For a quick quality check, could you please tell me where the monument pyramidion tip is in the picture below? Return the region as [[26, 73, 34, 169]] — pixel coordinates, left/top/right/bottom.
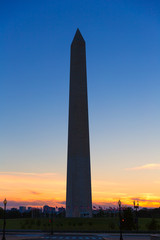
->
[[72, 28, 85, 45]]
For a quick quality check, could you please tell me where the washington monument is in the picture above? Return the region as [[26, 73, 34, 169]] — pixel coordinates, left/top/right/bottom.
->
[[66, 29, 92, 218]]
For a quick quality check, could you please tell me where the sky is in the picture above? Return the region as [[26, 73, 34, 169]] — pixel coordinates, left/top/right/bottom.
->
[[0, 0, 160, 209]]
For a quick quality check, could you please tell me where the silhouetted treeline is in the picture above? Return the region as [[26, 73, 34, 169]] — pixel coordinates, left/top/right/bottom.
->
[[0, 207, 31, 219], [138, 208, 160, 218], [93, 207, 160, 219], [0, 207, 65, 219], [1, 206, 160, 220]]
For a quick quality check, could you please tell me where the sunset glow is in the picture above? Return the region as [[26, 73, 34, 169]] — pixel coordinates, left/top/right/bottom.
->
[[1, 1, 160, 211], [1, 169, 160, 209]]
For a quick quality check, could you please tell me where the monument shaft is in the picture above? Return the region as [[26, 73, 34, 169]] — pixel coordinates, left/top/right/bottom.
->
[[66, 29, 92, 217]]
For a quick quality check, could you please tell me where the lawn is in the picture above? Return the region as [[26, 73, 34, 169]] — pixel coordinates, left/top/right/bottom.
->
[[0, 217, 160, 232], [0, 218, 119, 231]]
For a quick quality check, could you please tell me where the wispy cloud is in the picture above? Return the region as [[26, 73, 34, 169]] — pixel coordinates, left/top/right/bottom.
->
[[125, 163, 160, 171], [0, 172, 57, 177], [58, 201, 66, 205], [0, 171, 65, 202], [154, 181, 160, 184], [30, 191, 41, 195], [93, 180, 121, 186], [131, 197, 160, 204], [0, 199, 66, 208]]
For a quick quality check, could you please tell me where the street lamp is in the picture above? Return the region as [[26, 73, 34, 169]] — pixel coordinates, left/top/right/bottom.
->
[[50, 211, 54, 235], [2, 198, 7, 240], [133, 200, 139, 232], [118, 200, 123, 240]]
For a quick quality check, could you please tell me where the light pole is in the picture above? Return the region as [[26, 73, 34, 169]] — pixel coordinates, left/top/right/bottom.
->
[[118, 200, 123, 240], [50, 211, 53, 235], [2, 198, 7, 240], [133, 200, 139, 232]]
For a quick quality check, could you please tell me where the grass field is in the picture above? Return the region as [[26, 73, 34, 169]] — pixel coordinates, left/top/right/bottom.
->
[[0, 217, 160, 232], [0, 218, 119, 231]]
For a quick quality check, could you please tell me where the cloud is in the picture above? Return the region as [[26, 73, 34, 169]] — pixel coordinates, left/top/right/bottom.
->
[[1, 196, 160, 209], [0, 172, 57, 177], [92, 201, 120, 208], [30, 191, 41, 195], [131, 197, 160, 204], [154, 181, 160, 184], [93, 180, 121, 186], [58, 201, 66, 204], [0, 199, 66, 208], [0, 171, 65, 203], [125, 163, 160, 171]]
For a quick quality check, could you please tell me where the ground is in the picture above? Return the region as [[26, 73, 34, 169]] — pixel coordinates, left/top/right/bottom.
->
[[4, 233, 151, 240]]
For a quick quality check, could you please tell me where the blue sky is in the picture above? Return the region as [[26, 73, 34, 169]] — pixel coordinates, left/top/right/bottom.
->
[[0, 0, 160, 207]]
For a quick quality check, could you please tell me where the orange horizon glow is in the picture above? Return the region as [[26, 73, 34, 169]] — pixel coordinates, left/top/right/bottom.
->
[[0, 170, 160, 209]]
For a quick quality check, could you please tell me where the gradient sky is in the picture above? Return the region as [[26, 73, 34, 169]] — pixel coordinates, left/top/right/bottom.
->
[[1, 0, 160, 209]]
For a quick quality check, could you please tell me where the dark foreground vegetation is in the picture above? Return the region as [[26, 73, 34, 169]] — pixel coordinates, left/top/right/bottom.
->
[[0, 207, 160, 232]]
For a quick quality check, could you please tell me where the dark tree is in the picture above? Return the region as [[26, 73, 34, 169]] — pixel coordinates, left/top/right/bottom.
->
[[147, 218, 159, 231], [0, 207, 4, 218], [122, 207, 135, 230]]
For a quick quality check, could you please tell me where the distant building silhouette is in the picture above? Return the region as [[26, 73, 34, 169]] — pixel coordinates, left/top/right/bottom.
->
[[19, 206, 26, 213], [43, 205, 55, 215]]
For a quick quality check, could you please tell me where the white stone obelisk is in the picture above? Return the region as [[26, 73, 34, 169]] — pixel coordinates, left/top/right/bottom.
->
[[66, 29, 92, 218]]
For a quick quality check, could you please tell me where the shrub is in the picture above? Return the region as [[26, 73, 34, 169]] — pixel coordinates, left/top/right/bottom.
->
[[36, 219, 41, 226], [147, 218, 159, 230], [109, 221, 115, 230]]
